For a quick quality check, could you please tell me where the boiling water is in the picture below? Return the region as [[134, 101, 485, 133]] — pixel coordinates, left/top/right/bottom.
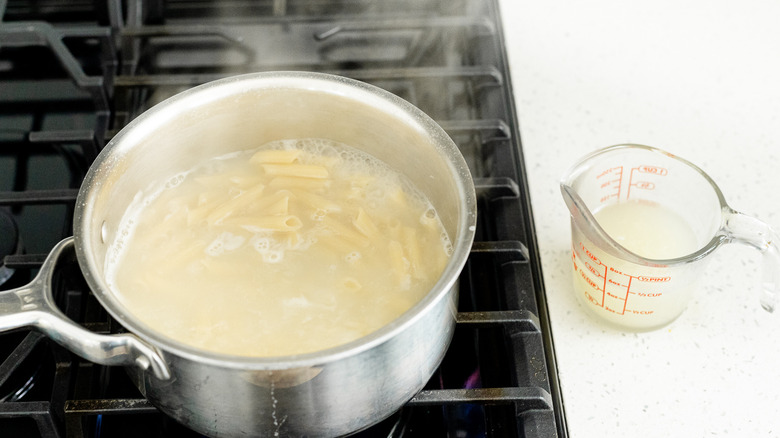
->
[[572, 200, 700, 330], [106, 139, 451, 357]]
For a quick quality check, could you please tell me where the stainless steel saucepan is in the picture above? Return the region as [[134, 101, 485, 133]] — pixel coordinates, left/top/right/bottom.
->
[[0, 72, 477, 437]]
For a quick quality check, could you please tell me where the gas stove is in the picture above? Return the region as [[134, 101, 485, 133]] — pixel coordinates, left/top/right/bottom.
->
[[0, 1, 567, 436]]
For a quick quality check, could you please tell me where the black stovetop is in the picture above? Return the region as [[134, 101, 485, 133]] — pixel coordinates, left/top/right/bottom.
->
[[0, 1, 567, 436]]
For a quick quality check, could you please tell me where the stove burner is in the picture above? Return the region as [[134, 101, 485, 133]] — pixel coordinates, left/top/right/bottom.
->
[[0, 210, 47, 424], [0, 0, 567, 436], [0, 332, 44, 403]]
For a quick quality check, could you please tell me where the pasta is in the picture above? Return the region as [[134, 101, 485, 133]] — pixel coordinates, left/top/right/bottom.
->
[[289, 188, 342, 213], [222, 215, 303, 232], [247, 190, 290, 216], [107, 138, 452, 357], [263, 195, 289, 216], [352, 208, 379, 237], [320, 215, 371, 248], [186, 189, 225, 225], [388, 240, 411, 290], [343, 277, 362, 292], [315, 234, 361, 255], [268, 176, 330, 191], [401, 226, 423, 279], [205, 184, 265, 224]]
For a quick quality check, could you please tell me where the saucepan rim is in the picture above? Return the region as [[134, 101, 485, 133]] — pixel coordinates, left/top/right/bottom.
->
[[73, 71, 478, 370]]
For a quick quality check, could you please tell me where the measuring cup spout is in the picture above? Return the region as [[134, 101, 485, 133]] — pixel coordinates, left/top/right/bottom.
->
[[560, 183, 599, 242], [721, 208, 780, 312], [560, 183, 584, 227], [560, 178, 647, 265]]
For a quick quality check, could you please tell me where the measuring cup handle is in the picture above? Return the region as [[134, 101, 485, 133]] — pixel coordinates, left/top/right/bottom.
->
[[722, 209, 780, 312], [0, 237, 171, 380]]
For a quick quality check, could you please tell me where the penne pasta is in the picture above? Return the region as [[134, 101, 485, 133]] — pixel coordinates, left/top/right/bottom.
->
[[346, 186, 365, 201], [262, 163, 329, 179], [227, 175, 265, 189], [315, 234, 360, 255], [222, 215, 303, 232], [343, 277, 362, 292], [387, 185, 407, 206], [108, 137, 452, 358], [243, 189, 292, 216], [352, 207, 378, 237], [263, 195, 289, 216], [290, 188, 342, 213], [155, 240, 208, 270], [187, 189, 227, 225], [345, 176, 375, 201], [320, 216, 370, 248], [388, 240, 411, 290], [401, 226, 424, 279], [385, 218, 402, 241], [387, 240, 405, 273], [268, 176, 331, 191], [206, 184, 266, 225]]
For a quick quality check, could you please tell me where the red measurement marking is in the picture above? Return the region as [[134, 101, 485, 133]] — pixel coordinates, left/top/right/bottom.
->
[[608, 278, 628, 287], [633, 181, 655, 190], [637, 165, 668, 176], [576, 242, 607, 307], [596, 166, 623, 204], [584, 291, 600, 305], [599, 194, 618, 204], [637, 275, 671, 282], [627, 165, 666, 200], [584, 259, 604, 278], [596, 166, 623, 179], [609, 266, 628, 276], [580, 242, 602, 265], [622, 276, 632, 314], [596, 264, 665, 316], [579, 267, 601, 292], [600, 179, 618, 189]]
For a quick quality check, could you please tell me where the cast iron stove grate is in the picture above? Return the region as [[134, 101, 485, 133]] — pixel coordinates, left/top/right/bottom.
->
[[0, 0, 567, 436]]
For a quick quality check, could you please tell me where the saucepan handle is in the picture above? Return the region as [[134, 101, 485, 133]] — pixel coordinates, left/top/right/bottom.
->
[[0, 237, 171, 380]]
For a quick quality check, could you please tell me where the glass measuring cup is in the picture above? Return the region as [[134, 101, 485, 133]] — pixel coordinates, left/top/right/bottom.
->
[[561, 144, 780, 331]]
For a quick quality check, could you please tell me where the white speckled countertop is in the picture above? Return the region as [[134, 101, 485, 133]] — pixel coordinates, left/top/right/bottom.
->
[[496, 0, 780, 436]]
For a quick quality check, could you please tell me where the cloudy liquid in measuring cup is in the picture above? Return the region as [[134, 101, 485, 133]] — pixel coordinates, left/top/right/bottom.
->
[[595, 200, 699, 260], [572, 199, 700, 330]]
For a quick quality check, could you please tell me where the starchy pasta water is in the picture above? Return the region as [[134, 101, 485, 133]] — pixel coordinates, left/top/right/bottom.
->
[[106, 138, 452, 357]]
